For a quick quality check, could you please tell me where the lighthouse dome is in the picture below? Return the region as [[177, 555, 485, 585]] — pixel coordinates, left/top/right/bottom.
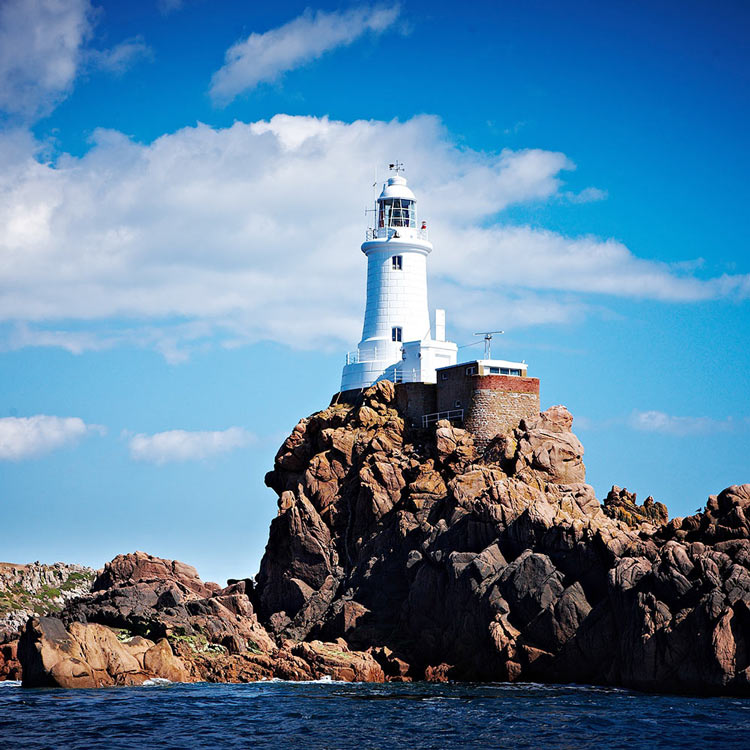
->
[[378, 175, 416, 202]]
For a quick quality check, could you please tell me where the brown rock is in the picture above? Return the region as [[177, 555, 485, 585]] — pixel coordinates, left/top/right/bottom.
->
[[0, 640, 21, 681], [603, 486, 669, 527], [18, 617, 189, 688], [290, 640, 384, 682]]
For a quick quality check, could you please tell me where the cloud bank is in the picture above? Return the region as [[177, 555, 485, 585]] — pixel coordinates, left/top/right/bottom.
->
[[0, 415, 104, 460], [210, 5, 400, 103], [128, 427, 254, 465], [1, 113, 747, 360]]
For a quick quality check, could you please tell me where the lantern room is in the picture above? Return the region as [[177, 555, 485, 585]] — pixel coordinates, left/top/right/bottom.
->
[[377, 175, 417, 228]]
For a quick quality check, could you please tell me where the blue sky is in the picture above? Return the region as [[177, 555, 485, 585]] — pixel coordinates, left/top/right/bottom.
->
[[1, 0, 748, 583]]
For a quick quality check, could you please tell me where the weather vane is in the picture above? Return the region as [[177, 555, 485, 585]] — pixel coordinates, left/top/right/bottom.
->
[[388, 161, 404, 173]]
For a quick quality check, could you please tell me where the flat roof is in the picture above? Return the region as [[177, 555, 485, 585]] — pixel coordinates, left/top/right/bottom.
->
[[437, 358, 527, 371]]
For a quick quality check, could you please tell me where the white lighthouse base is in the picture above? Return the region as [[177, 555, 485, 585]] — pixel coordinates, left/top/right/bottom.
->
[[340, 337, 457, 391]]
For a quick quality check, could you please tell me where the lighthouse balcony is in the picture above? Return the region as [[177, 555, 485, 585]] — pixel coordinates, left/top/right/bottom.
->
[[365, 226, 429, 242]]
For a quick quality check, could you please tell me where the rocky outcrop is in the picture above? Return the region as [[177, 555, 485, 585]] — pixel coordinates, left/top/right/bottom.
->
[[0, 562, 95, 642], [0, 640, 20, 680], [18, 551, 392, 687], [18, 616, 188, 688], [62, 551, 277, 656], [256, 381, 750, 695], [9, 382, 749, 694], [603, 486, 669, 528]]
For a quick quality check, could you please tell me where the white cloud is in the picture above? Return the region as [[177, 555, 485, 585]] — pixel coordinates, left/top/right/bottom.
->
[[0, 0, 152, 121], [0, 113, 747, 360], [128, 427, 254, 465], [561, 186, 608, 204], [0, 415, 104, 460], [628, 410, 735, 437], [210, 5, 400, 103], [0, 0, 92, 118], [85, 36, 153, 75]]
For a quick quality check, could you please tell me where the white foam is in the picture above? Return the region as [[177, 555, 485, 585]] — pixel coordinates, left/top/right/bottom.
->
[[0, 680, 21, 688], [141, 678, 172, 687]]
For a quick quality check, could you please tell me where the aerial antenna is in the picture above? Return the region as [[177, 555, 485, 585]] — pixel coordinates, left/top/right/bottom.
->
[[473, 330, 504, 359], [389, 160, 404, 174]]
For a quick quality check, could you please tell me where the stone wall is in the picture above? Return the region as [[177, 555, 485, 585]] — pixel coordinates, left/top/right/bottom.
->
[[465, 385, 540, 449], [436, 366, 540, 449], [395, 383, 437, 426]]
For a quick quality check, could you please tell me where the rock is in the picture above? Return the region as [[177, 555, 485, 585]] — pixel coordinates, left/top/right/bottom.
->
[[514, 406, 586, 484], [290, 640, 385, 682], [18, 616, 189, 688], [0, 640, 20, 680], [143, 638, 189, 682], [18, 382, 748, 695], [603, 486, 669, 527], [252, 382, 750, 695], [62, 552, 277, 658], [93, 551, 218, 598]]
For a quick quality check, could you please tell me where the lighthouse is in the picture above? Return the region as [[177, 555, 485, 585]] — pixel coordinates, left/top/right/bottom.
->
[[341, 167, 458, 391]]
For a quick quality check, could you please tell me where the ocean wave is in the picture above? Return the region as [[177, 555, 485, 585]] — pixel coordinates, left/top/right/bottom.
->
[[0, 680, 21, 688], [141, 678, 172, 687]]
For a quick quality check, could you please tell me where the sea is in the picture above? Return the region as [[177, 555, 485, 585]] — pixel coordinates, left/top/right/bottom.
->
[[1, 679, 748, 750]]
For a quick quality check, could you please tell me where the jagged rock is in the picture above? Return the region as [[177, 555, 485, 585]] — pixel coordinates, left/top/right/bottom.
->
[[93, 551, 219, 598], [603, 486, 669, 528], [0, 640, 20, 680], [18, 617, 188, 688], [290, 639, 384, 682], [62, 552, 276, 656], [12, 384, 748, 695], [254, 384, 750, 694]]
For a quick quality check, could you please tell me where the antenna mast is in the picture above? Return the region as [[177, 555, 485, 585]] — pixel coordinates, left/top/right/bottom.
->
[[473, 330, 504, 359]]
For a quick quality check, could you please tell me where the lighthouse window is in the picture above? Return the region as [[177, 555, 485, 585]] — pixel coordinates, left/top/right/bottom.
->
[[392, 327, 402, 342], [379, 199, 415, 228], [392, 255, 403, 270]]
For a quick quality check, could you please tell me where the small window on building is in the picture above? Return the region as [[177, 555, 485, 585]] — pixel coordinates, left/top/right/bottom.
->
[[510, 368, 522, 376], [489, 366, 500, 374], [392, 255, 403, 270], [500, 367, 510, 375], [392, 326, 402, 342], [454, 399, 462, 408], [441, 372, 448, 381], [465, 365, 477, 376]]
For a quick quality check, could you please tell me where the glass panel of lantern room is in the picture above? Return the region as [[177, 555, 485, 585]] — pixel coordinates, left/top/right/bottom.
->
[[391, 200, 403, 226], [378, 202, 388, 228]]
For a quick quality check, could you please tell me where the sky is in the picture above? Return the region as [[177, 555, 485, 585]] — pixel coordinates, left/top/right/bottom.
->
[[0, 0, 748, 584]]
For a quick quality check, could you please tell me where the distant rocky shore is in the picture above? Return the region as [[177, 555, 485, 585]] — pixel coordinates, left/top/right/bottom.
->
[[2, 381, 749, 694]]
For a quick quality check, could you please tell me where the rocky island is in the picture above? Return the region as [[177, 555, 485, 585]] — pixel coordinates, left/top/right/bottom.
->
[[3, 381, 749, 694]]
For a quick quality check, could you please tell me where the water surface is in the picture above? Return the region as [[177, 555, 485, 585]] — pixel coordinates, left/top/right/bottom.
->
[[1, 680, 748, 749]]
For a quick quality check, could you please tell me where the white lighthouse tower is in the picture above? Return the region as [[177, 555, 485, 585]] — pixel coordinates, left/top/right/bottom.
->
[[340, 167, 457, 391]]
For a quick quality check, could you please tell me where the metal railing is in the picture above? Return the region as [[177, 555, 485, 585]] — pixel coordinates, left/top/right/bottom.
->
[[365, 227, 429, 242], [421, 409, 464, 428], [393, 368, 418, 384]]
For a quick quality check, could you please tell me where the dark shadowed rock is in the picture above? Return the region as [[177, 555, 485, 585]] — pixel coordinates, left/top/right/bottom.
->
[[254, 384, 750, 695]]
